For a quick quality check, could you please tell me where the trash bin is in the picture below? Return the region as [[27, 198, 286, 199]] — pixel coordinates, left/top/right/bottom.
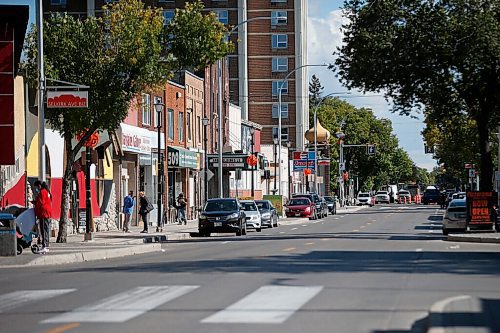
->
[[0, 213, 16, 257]]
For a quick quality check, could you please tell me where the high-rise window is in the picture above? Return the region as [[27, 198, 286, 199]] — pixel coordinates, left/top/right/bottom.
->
[[272, 34, 288, 49], [163, 10, 174, 25], [272, 103, 289, 118], [141, 93, 151, 125], [271, 11, 287, 26], [272, 81, 288, 95], [272, 57, 288, 72], [187, 110, 192, 141], [215, 10, 228, 24], [272, 127, 289, 141], [168, 109, 174, 140], [179, 112, 184, 142]]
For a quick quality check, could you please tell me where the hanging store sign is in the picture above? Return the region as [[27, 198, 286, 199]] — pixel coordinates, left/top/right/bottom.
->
[[47, 91, 88, 108], [207, 154, 257, 171], [168, 146, 198, 169], [120, 123, 151, 154]]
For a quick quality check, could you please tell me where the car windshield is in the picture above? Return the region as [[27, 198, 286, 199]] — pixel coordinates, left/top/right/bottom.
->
[[242, 202, 257, 211], [377, 191, 388, 195], [358, 193, 370, 197], [289, 199, 309, 206], [324, 197, 334, 202], [425, 189, 440, 195], [204, 200, 238, 212], [256, 201, 270, 210]]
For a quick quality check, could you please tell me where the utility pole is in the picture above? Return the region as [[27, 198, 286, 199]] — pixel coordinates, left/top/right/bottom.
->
[[217, 59, 223, 198], [36, 0, 46, 182]]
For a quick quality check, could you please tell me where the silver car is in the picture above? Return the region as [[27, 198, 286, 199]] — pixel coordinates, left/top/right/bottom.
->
[[240, 200, 262, 232], [375, 191, 390, 204], [442, 198, 467, 235]]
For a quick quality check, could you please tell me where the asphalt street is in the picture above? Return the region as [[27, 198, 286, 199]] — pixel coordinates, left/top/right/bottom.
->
[[1, 204, 499, 333]]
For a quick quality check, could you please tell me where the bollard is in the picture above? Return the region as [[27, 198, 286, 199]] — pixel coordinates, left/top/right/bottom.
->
[[0, 213, 16, 257]]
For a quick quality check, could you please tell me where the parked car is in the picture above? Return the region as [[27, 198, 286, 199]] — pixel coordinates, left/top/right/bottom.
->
[[255, 200, 279, 228], [198, 198, 247, 237], [292, 193, 328, 218], [324, 196, 337, 214], [442, 198, 467, 235], [422, 188, 441, 205], [240, 200, 262, 232], [397, 190, 411, 203], [374, 191, 390, 204], [356, 192, 374, 206], [285, 198, 316, 219], [452, 192, 466, 200]]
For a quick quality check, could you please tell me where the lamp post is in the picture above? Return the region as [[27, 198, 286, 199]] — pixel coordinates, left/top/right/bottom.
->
[[202, 117, 210, 203], [286, 141, 292, 198], [273, 136, 279, 193], [154, 101, 164, 233], [250, 127, 255, 198], [277, 64, 328, 195]]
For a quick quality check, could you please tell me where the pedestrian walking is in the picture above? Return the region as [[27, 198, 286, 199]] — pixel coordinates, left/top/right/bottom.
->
[[177, 193, 187, 225], [33, 181, 52, 254], [139, 191, 153, 233], [122, 191, 135, 233]]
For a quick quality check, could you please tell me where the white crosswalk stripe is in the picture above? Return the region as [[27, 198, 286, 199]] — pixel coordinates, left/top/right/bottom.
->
[[0, 289, 76, 313], [201, 285, 323, 324], [42, 285, 199, 323]]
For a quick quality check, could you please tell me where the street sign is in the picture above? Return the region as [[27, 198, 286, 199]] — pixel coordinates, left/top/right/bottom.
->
[[293, 159, 315, 171], [317, 159, 330, 166], [464, 163, 475, 169], [424, 144, 435, 154], [469, 169, 476, 178], [206, 169, 214, 182], [367, 145, 376, 155], [339, 162, 345, 171], [293, 151, 315, 160], [47, 91, 88, 108]]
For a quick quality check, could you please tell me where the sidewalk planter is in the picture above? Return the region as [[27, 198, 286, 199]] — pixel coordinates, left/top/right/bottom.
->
[[0, 213, 16, 257]]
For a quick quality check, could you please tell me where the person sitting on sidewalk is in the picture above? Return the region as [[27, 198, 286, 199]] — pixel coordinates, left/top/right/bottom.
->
[[177, 193, 187, 225], [33, 181, 52, 254]]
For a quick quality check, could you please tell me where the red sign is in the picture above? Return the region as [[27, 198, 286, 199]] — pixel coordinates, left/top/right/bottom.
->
[[464, 163, 475, 169], [246, 155, 258, 167], [466, 191, 498, 226], [76, 130, 99, 148], [317, 159, 330, 166], [47, 91, 88, 108], [304, 168, 312, 175]]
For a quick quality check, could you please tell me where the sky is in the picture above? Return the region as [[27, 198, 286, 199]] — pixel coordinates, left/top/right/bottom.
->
[[308, 0, 437, 171], [4, 0, 437, 171]]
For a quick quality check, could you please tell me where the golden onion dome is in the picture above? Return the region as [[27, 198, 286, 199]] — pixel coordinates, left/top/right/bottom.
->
[[305, 119, 331, 143]]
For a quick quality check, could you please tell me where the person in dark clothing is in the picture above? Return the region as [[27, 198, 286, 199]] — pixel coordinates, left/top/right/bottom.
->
[[177, 193, 187, 225], [138, 191, 151, 233], [439, 191, 447, 209], [33, 181, 52, 254]]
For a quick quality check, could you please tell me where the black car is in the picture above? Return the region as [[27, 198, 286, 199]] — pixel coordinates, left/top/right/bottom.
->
[[323, 196, 337, 214], [292, 193, 328, 219], [422, 188, 440, 205], [255, 200, 279, 228], [198, 198, 247, 237]]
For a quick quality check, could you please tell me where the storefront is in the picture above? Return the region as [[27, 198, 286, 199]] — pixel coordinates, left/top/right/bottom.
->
[[166, 146, 200, 220]]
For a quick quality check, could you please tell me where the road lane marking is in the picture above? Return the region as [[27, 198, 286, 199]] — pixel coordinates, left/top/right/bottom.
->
[[283, 247, 296, 252], [305, 242, 314, 246], [360, 226, 366, 229], [279, 231, 285, 234], [352, 229, 359, 232], [201, 286, 323, 324], [0, 289, 76, 313], [291, 227, 298, 230], [42, 286, 199, 323], [42, 323, 80, 333], [221, 241, 231, 244], [416, 248, 423, 252]]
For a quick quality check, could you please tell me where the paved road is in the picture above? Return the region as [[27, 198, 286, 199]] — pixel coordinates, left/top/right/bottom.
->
[[1, 204, 499, 333]]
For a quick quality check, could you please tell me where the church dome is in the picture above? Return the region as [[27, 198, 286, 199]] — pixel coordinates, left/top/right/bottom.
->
[[305, 119, 331, 143]]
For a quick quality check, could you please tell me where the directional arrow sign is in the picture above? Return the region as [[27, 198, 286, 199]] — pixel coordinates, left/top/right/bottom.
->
[[206, 169, 215, 182]]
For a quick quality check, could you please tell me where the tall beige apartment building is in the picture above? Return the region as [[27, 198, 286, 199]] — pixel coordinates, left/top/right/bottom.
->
[[44, 0, 309, 150]]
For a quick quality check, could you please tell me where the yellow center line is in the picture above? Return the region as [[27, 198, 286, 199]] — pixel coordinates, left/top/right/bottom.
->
[[43, 323, 80, 333], [283, 247, 296, 252]]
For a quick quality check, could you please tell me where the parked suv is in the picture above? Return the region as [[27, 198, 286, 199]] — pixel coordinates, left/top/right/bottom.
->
[[374, 191, 390, 204], [198, 198, 247, 237], [293, 193, 328, 218]]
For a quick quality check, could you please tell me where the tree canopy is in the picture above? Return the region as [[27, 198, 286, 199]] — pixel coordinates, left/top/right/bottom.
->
[[335, 0, 500, 190]]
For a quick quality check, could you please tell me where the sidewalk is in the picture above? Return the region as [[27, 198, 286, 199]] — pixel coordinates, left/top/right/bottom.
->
[[426, 295, 500, 333], [0, 220, 198, 268], [447, 232, 500, 244]]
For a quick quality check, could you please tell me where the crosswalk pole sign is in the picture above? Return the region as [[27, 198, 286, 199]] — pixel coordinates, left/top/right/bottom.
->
[[367, 145, 376, 155]]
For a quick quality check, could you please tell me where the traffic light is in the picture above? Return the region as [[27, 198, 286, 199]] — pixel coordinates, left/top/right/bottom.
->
[[367, 145, 376, 155]]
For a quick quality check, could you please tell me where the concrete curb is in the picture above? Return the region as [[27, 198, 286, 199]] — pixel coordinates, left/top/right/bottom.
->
[[0, 244, 162, 268], [447, 234, 500, 244]]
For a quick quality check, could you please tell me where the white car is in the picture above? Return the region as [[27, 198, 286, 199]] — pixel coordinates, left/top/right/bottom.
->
[[240, 200, 262, 232], [374, 191, 390, 204], [397, 190, 411, 203], [356, 192, 373, 206], [442, 199, 467, 235]]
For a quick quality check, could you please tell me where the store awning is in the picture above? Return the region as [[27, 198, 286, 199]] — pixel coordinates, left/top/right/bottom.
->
[[167, 146, 199, 169]]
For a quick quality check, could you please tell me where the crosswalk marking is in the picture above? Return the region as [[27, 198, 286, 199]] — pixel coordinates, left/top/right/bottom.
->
[[201, 285, 323, 324], [42, 285, 199, 323], [0, 289, 76, 313]]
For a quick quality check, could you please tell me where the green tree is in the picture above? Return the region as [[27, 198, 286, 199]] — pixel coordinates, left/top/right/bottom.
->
[[335, 0, 500, 190], [309, 74, 324, 108], [164, 0, 233, 72]]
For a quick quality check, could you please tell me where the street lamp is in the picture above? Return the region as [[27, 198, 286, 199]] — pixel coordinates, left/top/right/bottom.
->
[[154, 101, 164, 233], [202, 117, 210, 203], [286, 141, 292, 198], [249, 127, 255, 198], [273, 136, 279, 193], [277, 64, 328, 195]]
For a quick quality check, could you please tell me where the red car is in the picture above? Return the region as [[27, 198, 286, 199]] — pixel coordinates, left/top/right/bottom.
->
[[285, 198, 316, 219]]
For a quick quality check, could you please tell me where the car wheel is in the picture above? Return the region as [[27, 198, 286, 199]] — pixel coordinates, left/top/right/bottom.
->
[[256, 228, 262, 232], [442, 228, 448, 235], [17, 244, 23, 255]]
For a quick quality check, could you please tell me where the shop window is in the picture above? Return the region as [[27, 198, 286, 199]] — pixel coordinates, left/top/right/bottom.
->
[[141, 93, 151, 125]]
